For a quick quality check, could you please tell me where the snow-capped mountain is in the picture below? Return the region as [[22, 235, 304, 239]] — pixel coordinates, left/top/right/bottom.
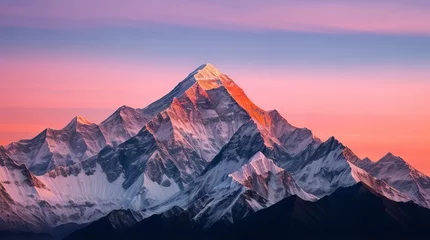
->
[[100, 105, 150, 147], [355, 153, 430, 208], [0, 63, 259, 231], [229, 152, 316, 204], [0, 63, 429, 237], [5, 116, 107, 175], [5, 108, 150, 175]]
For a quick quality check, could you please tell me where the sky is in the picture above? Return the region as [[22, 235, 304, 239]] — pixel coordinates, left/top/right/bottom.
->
[[1, 0, 430, 173]]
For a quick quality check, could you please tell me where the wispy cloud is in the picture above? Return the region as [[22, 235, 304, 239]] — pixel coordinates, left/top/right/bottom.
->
[[1, 0, 430, 34]]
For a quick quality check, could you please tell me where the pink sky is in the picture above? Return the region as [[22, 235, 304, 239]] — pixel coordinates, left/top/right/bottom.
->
[[1, 55, 430, 174]]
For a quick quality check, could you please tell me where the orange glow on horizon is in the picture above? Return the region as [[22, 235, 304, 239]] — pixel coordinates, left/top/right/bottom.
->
[[1, 56, 429, 174]]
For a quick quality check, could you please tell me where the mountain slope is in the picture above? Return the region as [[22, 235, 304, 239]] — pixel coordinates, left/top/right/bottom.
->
[[356, 153, 430, 208], [66, 182, 430, 240], [210, 182, 430, 239], [229, 152, 316, 203], [0, 146, 52, 232], [100, 105, 150, 147], [93, 64, 254, 194], [5, 116, 108, 175], [5, 108, 152, 176], [188, 152, 317, 228], [140, 122, 409, 229]]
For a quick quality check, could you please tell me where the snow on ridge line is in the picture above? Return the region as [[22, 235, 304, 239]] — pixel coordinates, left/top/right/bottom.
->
[[0, 157, 184, 229], [229, 152, 284, 183], [227, 151, 318, 205], [348, 161, 410, 203]]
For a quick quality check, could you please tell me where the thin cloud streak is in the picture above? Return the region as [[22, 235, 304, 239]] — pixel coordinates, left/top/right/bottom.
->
[[1, 0, 430, 34]]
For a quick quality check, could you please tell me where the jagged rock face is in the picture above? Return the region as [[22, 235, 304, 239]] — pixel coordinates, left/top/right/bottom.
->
[[230, 152, 317, 203], [5, 108, 150, 176], [66, 183, 430, 240], [348, 162, 410, 203], [0, 63, 429, 235], [191, 152, 318, 228], [141, 137, 318, 229], [100, 106, 150, 147], [94, 72, 255, 193], [356, 153, 430, 208], [0, 147, 53, 232], [288, 137, 357, 197], [5, 117, 108, 175]]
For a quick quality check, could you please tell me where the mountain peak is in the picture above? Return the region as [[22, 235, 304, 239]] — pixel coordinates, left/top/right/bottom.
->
[[66, 116, 92, 128], [142, 63, 224, 116], [382, 152, 400, 160], [143, 63, 269, 126], [118, 105, 133, 111], [192, 63, 223, 84], [187, 63, 221, 80], [379, 152, 408, 166], [230, 152, 284, 183], [195, 63, 220, 74], [75, 116, 91, 125], [325, 136, 343, 148]]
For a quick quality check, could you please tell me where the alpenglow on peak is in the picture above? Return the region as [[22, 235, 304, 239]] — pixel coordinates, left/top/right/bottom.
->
[[192, 63, 223, 81]]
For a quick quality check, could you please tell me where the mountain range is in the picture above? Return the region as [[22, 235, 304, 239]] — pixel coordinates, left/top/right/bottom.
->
[[1, 63, 429, 239]]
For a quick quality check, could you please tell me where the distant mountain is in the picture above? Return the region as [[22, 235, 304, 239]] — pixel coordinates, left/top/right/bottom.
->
[[5, 116, 107, 175], [355, 153, 430, 208], [0, 63, 428, 238], [5, 109, 150, 175], [66, 183, 430, 240], [100, 105, 150, 147]]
